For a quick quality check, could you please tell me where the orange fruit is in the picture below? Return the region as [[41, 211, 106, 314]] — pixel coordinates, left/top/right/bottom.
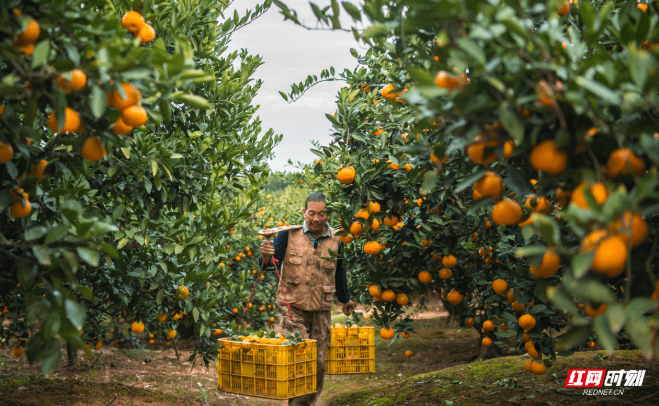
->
[[121, 105, 148, 127], [176, 285, 189, 300], [606, 148, 645, 177], [492, 199, 523, 225], [613, 211, 648, 248], [531, 361, 546, 375], [438, 268, 453, 279], [381, 290, 396, 302], [380, 327, 395, 339], [122, 11, 145, 33], [48, 107, 81, 133], [405, 350, 412, 357], [503, 140, 514, 158], [442, 254, 457, 268], [167, 329, 177, 340], [57, 69, 87, 93], [383, 215, 399, 227], [580, 229, 608, 252], [447, 290, 463, 305], [387, 161, 399, 170], [524, 359, 534, 372], [465, 317, 475, 326], [396, 293, 410, 305], [506, 290, 516, 304], [0, 141, 14, 164], [349, 221, 364, 237], [483, 320, 494, 332], [492, 279, 508, 295], [380, 84, 399, 100], [12, 346, 24, 357], [587, 341, 595, 348], [467, 135, 499, 164], [529, 250, 560, 278], [339, 233, 353, 244], [355, 208, 369, 219], [558, 1, 570, 16], [638, 3, 648, 12], [585, 303, 608, 318], [484, 220, 492, 229], [417, 270, 432, 284], [393, 221, 404, 231], [571, 182, 608, 209], [511, 301, 525, 311], [10, 199, 31, 218], [401, 332, 411, 339], [368, 201, 381, 213], [16, 19, 40, 45], [30, 159, 48, 180], [591, 235, 628, 277], [530, 140, 568, 175], [434, 70, 461, 89], [157, 312, 167, 322], [110, 83, 142, 111], [337, 167, 356, 184], [131, 321, 145, 334], [112, 117, 133, 135], [368, 285, 381, 297], [473, 171, 503, 200], [524, 195, 551, 214], [482, 337, 493, 347], [363, 241, 381, 255], [518, 314, 536, 331], [81, 137, 107, 161], [149, 339, 155, 344], [136, 23, 155, 44]]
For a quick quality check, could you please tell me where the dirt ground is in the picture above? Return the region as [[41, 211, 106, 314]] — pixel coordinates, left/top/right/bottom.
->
[[1, 297, 657, 406]]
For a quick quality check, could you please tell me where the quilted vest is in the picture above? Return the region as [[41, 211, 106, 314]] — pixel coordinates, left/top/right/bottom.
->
[[277, 226, 340, 311]]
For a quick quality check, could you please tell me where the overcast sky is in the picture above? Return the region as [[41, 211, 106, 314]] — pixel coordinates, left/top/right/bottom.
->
[[224, 0, 363, 173]]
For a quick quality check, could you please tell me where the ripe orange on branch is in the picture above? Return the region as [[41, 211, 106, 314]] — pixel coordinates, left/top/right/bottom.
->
[[492, 199, 523, 225], [473, 171, 503, 200], [612, 211, 648, 248], [0, 142, 14, 164], [518, 314, 536, 331], [442, 254, 457, 268], [571, 182, 608, 209], [81, 137, 107, 161], [529, 250, 560, 278], [447, 290, 463, 305], [176, 285, 189, 300], [492, 279, 508, 295], [380, 327, 395, 339], [122, 11, 145, 33], [337, 167, 355, 184], [363, 241, 381, 255], [417, 270, 432, 284], [48, 108, 81, 133], [529, 140, 568, 175], [606, 148, 645, 177]]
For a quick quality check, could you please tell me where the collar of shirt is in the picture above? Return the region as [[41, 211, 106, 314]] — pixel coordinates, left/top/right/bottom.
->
[[302, 220, 332, 238]]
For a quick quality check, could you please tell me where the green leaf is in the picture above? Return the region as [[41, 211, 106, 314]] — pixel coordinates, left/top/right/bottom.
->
[[456, 38, 486, 66], [593, 314, 617, 351], [455, 170, 486, 193], [361, 23, 390, 39], [25, 226, 47, 241], [45, 224, 68, 244], [342, 2, 362, 21], [169, 92, 213, 109], [90, 85, 106, 118], [571, 252, 594, 279], [31, 39, 50, 68], [76, 247, 100, 267], [505, 167, 534, 196], [575, 76, 621, 104], [556, 325, 591, 350], [64, 299, 86, 330], [32, 246, 52, 266], [498, 104, 524, 143]]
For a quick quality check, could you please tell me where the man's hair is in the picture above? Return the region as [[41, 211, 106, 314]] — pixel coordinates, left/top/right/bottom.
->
[[305, 192, 327, 209]]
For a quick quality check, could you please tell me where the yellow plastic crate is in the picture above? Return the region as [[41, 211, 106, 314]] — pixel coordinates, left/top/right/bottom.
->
[[217, 338, 317, 400], [326, 326, 375, 374]]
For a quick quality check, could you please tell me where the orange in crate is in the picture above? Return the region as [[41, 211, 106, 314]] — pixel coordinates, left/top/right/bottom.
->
[[326, 326, 375, 374], [218, 338, 317, 399]]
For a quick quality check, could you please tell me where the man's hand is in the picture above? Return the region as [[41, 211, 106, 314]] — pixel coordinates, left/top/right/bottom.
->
[[260, 239, 274, 264], [342, 300, 354, 316]]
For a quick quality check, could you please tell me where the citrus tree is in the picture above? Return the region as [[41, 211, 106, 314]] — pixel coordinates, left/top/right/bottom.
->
[[275, 0, 659, 375], [1, 0, 281, 373]]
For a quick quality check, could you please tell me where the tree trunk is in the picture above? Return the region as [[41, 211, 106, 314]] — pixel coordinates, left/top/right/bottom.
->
[[472, 321, 502, 360], [67, 342, 78, 366], [439, 299, 468, 328]]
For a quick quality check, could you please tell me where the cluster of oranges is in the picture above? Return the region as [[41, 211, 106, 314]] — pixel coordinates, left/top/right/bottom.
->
[[12, 9, 40, 56], [367, 284, 411, 308], [121, 11, 156, 44]]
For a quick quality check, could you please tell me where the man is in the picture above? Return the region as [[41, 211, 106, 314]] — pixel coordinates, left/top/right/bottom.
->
[[259, 192, 354, 406]]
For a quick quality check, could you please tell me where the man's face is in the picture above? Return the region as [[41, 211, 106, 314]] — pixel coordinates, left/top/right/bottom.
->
[[303, 201, 328, 233]]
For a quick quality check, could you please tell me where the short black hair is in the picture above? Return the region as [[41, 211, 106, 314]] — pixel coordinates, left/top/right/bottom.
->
[[305, 193, 327, 209]]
